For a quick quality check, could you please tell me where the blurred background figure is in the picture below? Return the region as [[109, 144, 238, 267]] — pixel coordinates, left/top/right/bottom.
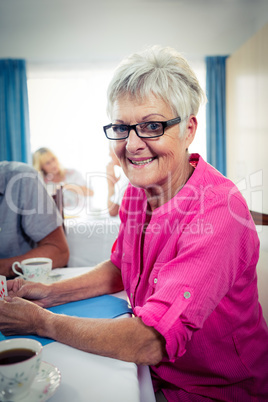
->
[[106, 144, 128, 216], [0, 161, 69, 276], [33, 147, 93, 211]]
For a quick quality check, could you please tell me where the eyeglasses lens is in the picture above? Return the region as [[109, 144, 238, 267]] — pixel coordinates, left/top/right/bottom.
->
[[107, 122, 164, 139]]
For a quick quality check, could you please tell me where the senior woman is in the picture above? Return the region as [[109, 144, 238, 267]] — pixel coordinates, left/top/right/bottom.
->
[[1, 46, 268, 401]]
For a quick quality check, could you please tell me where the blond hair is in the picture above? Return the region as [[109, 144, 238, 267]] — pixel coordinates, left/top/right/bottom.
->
[[32, 147, 65, 177]]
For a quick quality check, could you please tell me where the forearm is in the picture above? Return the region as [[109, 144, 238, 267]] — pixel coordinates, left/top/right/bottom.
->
[[0, 227, 69, 277], [81, 185, 94, 197], [107, 181, 120, 216], [37, 226, 69, 268], [38, 312, 165, 365], [44, 260, 124, 307], [107, 198, 120, 217]]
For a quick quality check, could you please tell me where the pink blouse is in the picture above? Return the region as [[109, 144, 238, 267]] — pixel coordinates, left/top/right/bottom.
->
[[111, 154, 268, 401]]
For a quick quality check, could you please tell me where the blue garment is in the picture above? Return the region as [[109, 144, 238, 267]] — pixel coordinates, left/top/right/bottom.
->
[[0, 59, 31, 163], [0, 161, 62, 258]]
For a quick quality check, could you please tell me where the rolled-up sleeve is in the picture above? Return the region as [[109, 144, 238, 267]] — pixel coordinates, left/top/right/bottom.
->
[[135, 288, 194, 361]]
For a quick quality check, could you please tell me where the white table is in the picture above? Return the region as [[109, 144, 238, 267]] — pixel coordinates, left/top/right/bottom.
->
[[65, 213, 120, 267], [43, 343, 139, 402], [45, 267, 155, 402]]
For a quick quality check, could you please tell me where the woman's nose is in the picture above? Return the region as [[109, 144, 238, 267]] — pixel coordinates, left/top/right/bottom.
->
[[125, 128, 146, 154]]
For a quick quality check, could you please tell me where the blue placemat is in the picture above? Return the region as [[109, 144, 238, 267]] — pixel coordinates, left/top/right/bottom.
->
[[2, 294, 132, 346]]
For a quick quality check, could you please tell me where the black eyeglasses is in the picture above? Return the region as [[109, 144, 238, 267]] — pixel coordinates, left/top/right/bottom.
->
[[103, 117, 181, 140]]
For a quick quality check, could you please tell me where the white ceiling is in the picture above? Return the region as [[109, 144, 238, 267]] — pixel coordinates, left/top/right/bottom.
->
[[0, 0, 268, 69]]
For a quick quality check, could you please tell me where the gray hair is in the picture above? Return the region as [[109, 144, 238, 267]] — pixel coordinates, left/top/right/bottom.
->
[[106, 45, 206, 136]]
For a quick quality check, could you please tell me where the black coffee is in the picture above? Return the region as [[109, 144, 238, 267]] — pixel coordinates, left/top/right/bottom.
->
[[0, 348, 36, 365], [25, 262, 47, 266]]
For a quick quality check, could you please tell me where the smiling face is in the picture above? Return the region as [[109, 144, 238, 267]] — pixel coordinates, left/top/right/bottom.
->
[[111, 93, 197, 209], [40, 152, 60, 176]]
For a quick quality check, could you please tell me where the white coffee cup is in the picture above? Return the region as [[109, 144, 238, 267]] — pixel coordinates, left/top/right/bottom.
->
[[0, 338, 43, 400], [12, 257, 52, 282]]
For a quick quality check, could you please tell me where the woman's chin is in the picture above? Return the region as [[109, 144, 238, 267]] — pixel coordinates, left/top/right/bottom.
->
[[128, 177, 154, 190]]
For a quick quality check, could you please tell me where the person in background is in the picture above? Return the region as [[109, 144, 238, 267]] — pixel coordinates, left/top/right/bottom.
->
[[0, 161, 69, 277], [106, 143, 128, 216], [33, 147, 94, 209], [1, 46, 268, 401]]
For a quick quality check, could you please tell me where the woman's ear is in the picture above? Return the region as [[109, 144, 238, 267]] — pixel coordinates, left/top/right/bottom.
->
[[185, 115, 198, 148]]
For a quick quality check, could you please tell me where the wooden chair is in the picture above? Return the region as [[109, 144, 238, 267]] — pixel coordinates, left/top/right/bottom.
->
[[52, 184, 65, 232], [250, 210, 268, 323], [249, 211, 268, 226]]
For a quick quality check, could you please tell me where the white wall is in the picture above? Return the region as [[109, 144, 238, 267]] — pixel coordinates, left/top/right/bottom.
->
[[1, 0, 268, 67], [226, 23, 268, 214], [226, 23, 268, 322]]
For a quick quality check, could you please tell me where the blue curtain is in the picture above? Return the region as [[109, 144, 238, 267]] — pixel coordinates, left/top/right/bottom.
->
[[205, 56, 228, 176], [0, 59, 31, 163]]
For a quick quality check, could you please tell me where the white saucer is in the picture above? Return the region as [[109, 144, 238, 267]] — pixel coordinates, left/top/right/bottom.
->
[[18, 361, 61, 402], [47, 273, 63, 283]]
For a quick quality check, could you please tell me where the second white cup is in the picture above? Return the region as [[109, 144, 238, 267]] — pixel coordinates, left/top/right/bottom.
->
[[12, 257, 52, 282]]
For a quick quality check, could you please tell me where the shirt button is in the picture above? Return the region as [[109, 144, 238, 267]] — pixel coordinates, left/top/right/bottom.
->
[[154, 278, 158, 284], [184, 291, 191, 299], [130, 293, 133, 298]]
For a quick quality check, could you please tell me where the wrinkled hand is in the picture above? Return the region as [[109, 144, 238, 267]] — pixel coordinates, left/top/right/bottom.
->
[[0, 297, 46, 336], [7, 278, 51, 308]]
